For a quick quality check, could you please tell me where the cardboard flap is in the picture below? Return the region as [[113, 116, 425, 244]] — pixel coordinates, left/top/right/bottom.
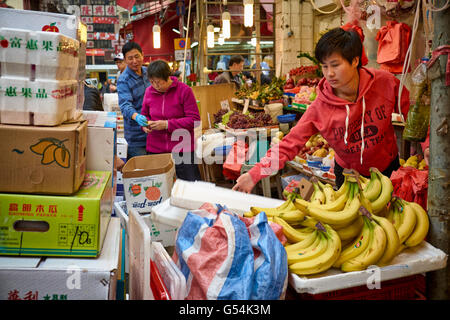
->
[[122, 154, 174, 179]]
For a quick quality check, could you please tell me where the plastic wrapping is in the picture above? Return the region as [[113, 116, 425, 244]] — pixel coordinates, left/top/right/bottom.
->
[[403, 58, 431, 142]]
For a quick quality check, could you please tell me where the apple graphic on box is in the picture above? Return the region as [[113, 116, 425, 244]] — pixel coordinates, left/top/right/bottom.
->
[[42, 22, 59, 32]]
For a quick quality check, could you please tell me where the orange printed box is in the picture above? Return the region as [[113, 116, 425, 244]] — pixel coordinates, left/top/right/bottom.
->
[[0, 121, 87, 195]]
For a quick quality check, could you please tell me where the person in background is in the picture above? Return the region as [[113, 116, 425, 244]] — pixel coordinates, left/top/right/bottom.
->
[[83, 79, 103, 111], [114, 52, 126, 80], [140, 60, 202, 181], [232, 28, 410, 193], [117, 41, 150, 161], [213, 55, 245, 90]]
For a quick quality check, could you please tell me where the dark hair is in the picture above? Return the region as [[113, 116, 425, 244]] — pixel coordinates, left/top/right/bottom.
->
[[228, 55, 245, 67], [147, 60, 172, 81], [315, 28, 363, 68], [173, 70, 182, 77], [122, 41, 143, 57]]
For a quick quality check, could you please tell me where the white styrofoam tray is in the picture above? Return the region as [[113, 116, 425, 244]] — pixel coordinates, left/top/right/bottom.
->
[[170, 180, 284, 215], [289, 241, 447, 294]]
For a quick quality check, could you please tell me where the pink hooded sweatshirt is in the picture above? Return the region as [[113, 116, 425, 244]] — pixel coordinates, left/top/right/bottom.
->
[[141, 76, 200, 153], [248, 67, 410, 183]]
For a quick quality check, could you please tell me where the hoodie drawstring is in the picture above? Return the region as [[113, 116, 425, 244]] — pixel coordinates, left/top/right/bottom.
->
[[344, 105, 350, 145], [360, 97, 366, 165], [343, 97, 366, 165]]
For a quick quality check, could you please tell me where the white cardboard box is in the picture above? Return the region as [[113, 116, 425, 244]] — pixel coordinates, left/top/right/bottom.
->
[[0, 218, 121, 300], [289, 241, 447, 295]]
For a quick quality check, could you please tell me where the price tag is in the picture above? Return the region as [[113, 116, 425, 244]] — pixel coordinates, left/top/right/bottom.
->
[[220, 99, 230, 111], [242, 99, 250, 114]]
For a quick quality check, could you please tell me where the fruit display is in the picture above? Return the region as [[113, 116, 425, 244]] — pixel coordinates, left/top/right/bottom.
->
[[245, 167, 430, 276], [288, 65, 320, 78], [213, 109, 274, 129], [294, 85, 317, 105], [399, 155, 428, 170], [235, 77, 285, 105], [296, 133, 334, 160]]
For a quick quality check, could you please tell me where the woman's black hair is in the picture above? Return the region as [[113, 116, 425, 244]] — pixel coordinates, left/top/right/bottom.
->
[[315, 28, 363, 68], [147, 60, 172, 81], [122, 41, 143, 57]]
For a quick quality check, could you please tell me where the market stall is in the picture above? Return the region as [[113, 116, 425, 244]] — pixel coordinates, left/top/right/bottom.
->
[[0, 0, 449, 303]]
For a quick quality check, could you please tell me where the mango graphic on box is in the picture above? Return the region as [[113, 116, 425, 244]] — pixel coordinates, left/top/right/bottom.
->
[[30, 137, 70, 168]]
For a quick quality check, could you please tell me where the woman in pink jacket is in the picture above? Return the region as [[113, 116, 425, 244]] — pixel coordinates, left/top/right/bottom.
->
[[141, 60, 202, 181]]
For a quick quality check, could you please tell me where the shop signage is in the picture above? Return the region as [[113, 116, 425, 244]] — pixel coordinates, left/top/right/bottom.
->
[[174, 37, 190, 50], [92, 32, 117, 40], [174, 49, 191, 61], [80, 5, 93, 16], [93, 5, 105, 16], [86, 49, 105, 56], [93, 17, 119, 24]]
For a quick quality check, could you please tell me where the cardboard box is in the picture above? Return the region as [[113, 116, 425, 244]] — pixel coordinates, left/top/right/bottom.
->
[[0, 121, 87, 195], [0, 170, 112, 257], [117, 137, 128, 160], [0, 218, 120, 300], [122, 154, 175, 214], [83, 110, 117, 191]]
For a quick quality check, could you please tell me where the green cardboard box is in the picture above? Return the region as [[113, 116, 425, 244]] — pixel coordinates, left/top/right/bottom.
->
[[0, 170, 112, 257]]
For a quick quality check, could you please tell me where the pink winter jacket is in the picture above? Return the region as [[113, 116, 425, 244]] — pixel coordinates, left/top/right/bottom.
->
[[141, 76, 201, 153]]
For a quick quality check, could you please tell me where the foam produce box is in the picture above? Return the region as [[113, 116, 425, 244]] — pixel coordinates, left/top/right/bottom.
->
[[0, 171, 112, 258], [0, 120, 87, 195], [0, 28, 80, 80], [0, 8, 82, 41], [170, 180, 285, 215], [122, 154, 175, 214], [0, 218, 120, 300], [0, 77, 78, 126]]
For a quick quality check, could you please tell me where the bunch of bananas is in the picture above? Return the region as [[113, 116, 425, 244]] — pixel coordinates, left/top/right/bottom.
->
[[399, 155, 427, 170], [385, 198, 430, 254], [245, 168, 430, 275]]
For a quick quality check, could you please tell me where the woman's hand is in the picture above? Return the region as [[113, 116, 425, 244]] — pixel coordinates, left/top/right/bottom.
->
[[148, 120, 168, 131], [142, 127, 151, 134], [232, 173, 256, 193]]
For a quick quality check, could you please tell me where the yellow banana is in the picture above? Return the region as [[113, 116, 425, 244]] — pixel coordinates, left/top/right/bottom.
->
[[279, 209, 306, 224], [250, 194, 298, 216], [371, 214, 400, 266], [333, 216, 372, 268], [274, 216, 312, 243], [341, 219, 387, 272], [335, 215, 364, 241], [358, 175, 370, 190], [318, 181, 335, 204], [243, 211, 254, 217], [306, 191, 361, 226], [370, 169, 394, 214], [396, 200, 417, 244], [404, 201, 429, 247], [362, 170, 382, 202], [334, 176, 349, 198], [288, 226, 341, 275], [287, 232, 328, 264], [285, 230, 318, 253], [396, 244, 407, 255], [311, 181, 325, 205]]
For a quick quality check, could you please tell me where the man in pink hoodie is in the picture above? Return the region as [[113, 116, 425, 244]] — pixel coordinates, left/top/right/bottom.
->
[[233, 28, 410, 192], [140, 60, 201, 181]]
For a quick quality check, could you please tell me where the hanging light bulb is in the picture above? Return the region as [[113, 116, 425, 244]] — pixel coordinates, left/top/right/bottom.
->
[[243, 0, 254, 27], [218, 33, 225, 45], [251, 32, 257, 46], [222, 11, 231, 39], [207, 25, 215, 48], [153, 23, 161, 49]]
